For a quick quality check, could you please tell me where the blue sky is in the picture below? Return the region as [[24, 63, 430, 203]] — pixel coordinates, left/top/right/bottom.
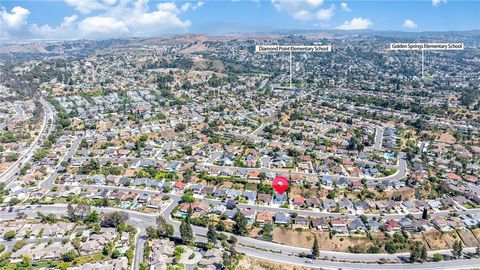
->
[[1, 0, 479, 40]]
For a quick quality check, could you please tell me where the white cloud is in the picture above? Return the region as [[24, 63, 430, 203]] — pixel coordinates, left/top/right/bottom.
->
[[1, 6, 31, 39], [180, 2, 204, 12], [62, 15, 79, 26], [340, 2, 351, 12], [0, 6, 82, 40], [272, 0, 334, 21], [78, 16, 129, 38], [30, 15, 79, 39], [336, 17, 373, 30], [125, 9, 191, 37], [1, 6, 30, 30], [2, 0, 201, 40], [432, 0, 447, 6], [272, 0, 324, 12], [157, 2, 179, 13], [181, 2, 192, 12], [293, 10, 312, 20], [315, 4, 335, 21], [64, 0, 116, 14], [402, 19, 417, 29]]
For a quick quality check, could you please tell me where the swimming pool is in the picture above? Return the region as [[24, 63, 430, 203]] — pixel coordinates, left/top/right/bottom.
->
[[384, 152, 394, 159]]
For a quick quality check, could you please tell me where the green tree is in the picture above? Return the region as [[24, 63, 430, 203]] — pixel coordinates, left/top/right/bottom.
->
[[74, 201, 91, 220], [207, 223, 218, 245], [312, 236, 320, 259], [433, 253, 444, 261], [103, 241, 114, 256], [101, 211, 129, 228], [156, 216, 174, 237], [13, 240, 27, 252], [262, 222, 273, 239], [72, 238, 81, 252], [180, 219, 193, 244], [99, 197, 110, 207], [367, 246, 380, 253], [84, 210, 99, 223], [22, 254, 31, 267], [420, 244, 427, 261], [111, 249, 121, 259], [452, 240, 463, 258], [67, 203, 77, 222], [62, 250, 77, 262], [186, 205, 193, 223], [410, 241, 421, 262], [33, 149, 48, 161], [145, 226, 158, 239], [222, 251, 232, 268], [3, 230, 15, 240], [45, 213, 57, 224], [165, 224, 174, 237], [216, 220, 226, 231], [385, 241, 397, 254], [8, 197, 20, 206], [181, 194, 195, 203], [233, 212, 248, 236], [422, 207, 428, 220]]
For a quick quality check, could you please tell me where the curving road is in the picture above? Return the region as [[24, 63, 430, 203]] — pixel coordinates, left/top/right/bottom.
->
[[1, 204, 479, 270], [69, 150, 408, 184], [1, 98, 55, 187]]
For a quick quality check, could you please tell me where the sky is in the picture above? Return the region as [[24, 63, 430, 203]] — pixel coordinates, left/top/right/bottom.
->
[[1, 0, 479, 40]]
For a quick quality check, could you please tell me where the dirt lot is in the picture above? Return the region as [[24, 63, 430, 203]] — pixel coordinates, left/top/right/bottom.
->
[[237, 255, 313, 270], [469, 228, 480, 243], [384, 188, 416, 201], [269, 227, 378, 252], [407, 233, 430, 250], [437, 132, 456, 144], [423, 230, 459, 250], [457, 228, 479, 247], [314, 231, 374, 252], [270, 227, 315, 249], [0, 162, 13, 174]]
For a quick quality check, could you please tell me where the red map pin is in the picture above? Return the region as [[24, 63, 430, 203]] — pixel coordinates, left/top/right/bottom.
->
[[272, 176, 289, 195]]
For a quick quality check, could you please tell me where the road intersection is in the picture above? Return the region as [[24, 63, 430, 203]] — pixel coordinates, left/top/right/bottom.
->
[[2, 99, 470, 270]]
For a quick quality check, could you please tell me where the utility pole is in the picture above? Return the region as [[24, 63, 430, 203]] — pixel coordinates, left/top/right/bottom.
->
[[255, 45, 332, 90], [289, 49, 292, 89], [421, 49, 424, 79]]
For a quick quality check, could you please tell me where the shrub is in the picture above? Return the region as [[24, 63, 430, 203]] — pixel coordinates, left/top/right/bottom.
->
[[62, 250, 77, 262], [433, 253, 444, 262], [13, 240, 27, 252], [3, 231, 15, 240]]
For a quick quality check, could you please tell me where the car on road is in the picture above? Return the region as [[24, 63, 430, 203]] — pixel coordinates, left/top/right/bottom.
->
[[305, 259, 314, 264]]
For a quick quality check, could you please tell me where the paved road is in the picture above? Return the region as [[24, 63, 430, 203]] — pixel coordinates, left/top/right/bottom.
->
[[1, 98, 55, 186], [373, 126, 384, 150], [56, 182, 474, 222], [3, 204, 479, 270], [132, 230, 147, 270], [251, 122, 269, 136], [40, 136, 82, 189], [238, 246, 480, 270], [13, 104, 25, 118], [205, 151, 222, 164], [71, 151, 408, 184], [0, 94, 436, 269]]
